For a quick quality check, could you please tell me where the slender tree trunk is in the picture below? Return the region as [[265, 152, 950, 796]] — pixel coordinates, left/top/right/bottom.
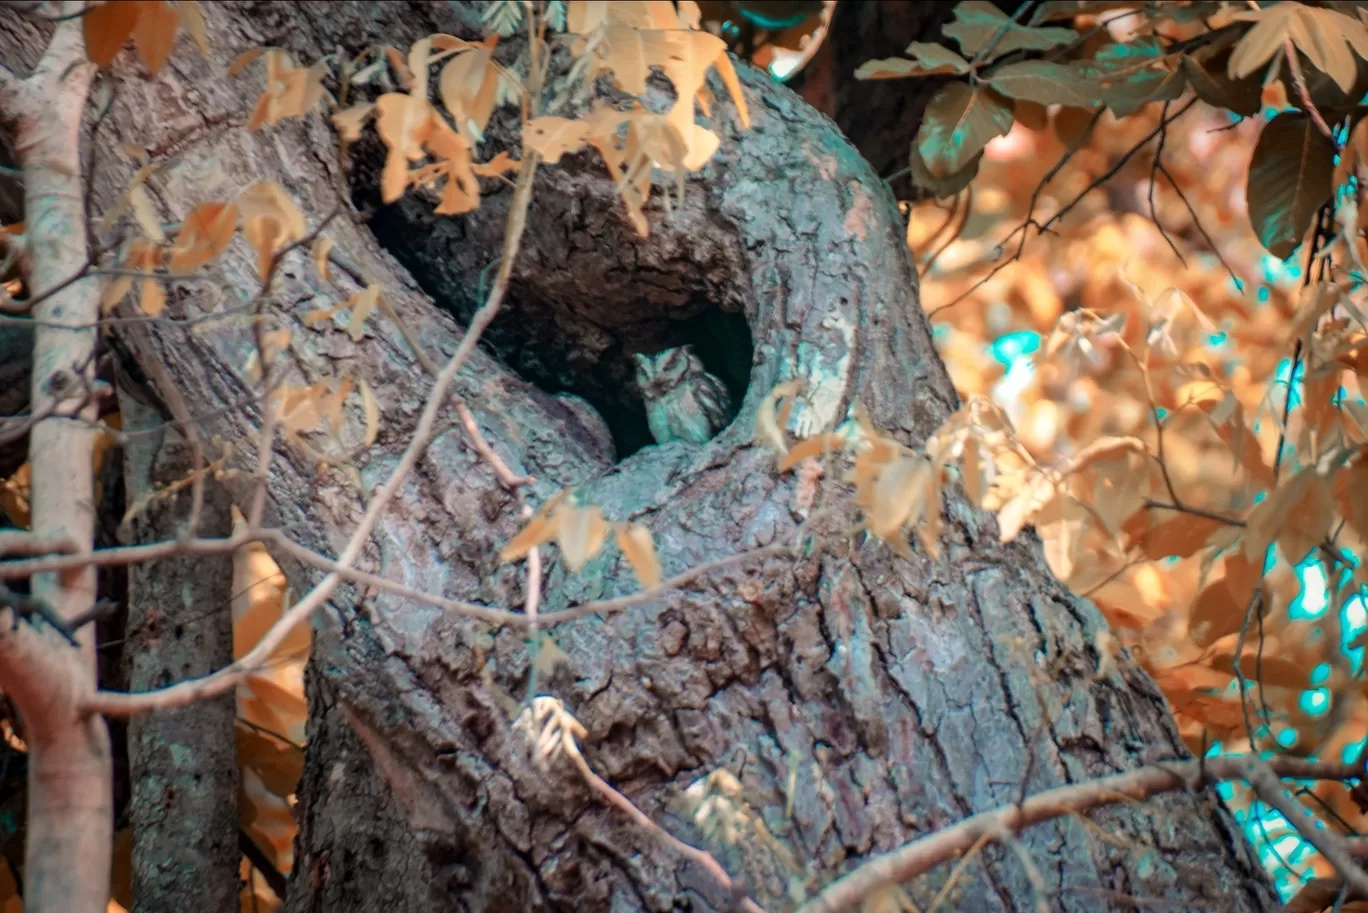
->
[[0, 2, 1280, 911], [0, 10, 112, 913]]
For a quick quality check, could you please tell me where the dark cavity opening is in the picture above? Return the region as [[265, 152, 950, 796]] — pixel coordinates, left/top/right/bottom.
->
[[361, 210, 749, 459]]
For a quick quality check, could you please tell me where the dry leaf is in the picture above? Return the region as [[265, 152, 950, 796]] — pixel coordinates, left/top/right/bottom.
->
[[176, 1, 209, 56], [132, 0, 180, 75], [311, 236, 333, 280], [86, 0, 144, 68], [168, 201, 236, 274], [500, 490, 572, 563], [615, 522, 661, 589]]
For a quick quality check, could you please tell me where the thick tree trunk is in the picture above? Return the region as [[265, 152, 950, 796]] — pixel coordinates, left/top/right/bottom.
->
[[119, 391, 239, 913], [26, 1, 1279, 911]]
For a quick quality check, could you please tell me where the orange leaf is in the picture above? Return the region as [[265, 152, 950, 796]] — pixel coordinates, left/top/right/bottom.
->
[[472, 151, 520, 177], [85, 0, 144, 68], [168, 201, 237, 274], [176, 0, 208, 55], [555, 503, 609, 572], [311, 236, 333, 281], [139, 277, 165, 316], [1131, 511, 1227, 559], [331, 103, 376, 143], [615, 522, 661, 589], [524, 116, 592, 164], [779, 432, 846, 472], [499, 490, 571, 563], [131, 0, 181, 75], [227, 46, 266, 77], [1208, 653, 1310, 690]]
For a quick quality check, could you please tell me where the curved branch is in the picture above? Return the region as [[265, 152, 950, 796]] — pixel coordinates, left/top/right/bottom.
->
[[797, 757, 1365, 913]]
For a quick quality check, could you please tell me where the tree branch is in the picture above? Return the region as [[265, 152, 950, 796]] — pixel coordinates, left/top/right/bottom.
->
[[796, 757, 1365, 913]]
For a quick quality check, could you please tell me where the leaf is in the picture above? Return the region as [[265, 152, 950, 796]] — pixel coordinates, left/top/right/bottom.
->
[[473, 151, 519, 177], [236, 726, 303, 798], [755, 379, 804, 456], [986, 60, 1100, 108], [85, 0, 143, 68], [345, 284, 379, 341], [168, 201, 236, 274], [1091, 38, 1186, 117], [1243, 466, 1332, 564], [710, 48, 750, 130], [374, 93, 433, 202], [236, 182, 305, 281], [907, 140, 982, 199], [311, 236, 333, 281], [1247, 114, 1336, 260], [332, 103, 376, 143], [102, 274, 135, 313], [137, 276, 165, 316], [1231, 4, 1368, 94], [131, 0, 181, 75], [864, 455, 930, 545], [1130, 511, 1226, 559], [1208, 652, 1310, 690], [916, 82, 1014, 179], [227, 47, 266, 77], [128, 185, 164, 242], [524, 116, 592, 163], [555, 503, 609, 572], [499, 490, 571, 563], [439, 45, 499, 144], [779, 433, 846, 472], [615, 522, 661, 589], [357, 375, 379, 448], [1336, 450, 1368, 543], [1288, 877, 1347, 913], [176, 1, 209, 56], [856, 42, 969, 80], [1182, 44, 1262, 117], [942, 1, 1075, 60]]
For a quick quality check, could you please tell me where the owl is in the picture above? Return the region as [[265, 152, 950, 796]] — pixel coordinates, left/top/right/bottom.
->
[[633, 346, 732, 445]]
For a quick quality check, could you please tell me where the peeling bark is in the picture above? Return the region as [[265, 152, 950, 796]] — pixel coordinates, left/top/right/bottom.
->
[[119, 391, 239, 913], [0, 1, 1283, 911]]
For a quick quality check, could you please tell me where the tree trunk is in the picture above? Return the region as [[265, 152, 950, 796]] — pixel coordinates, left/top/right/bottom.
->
[[32, 1, 1280, 911], [120, 390, 240, 913]]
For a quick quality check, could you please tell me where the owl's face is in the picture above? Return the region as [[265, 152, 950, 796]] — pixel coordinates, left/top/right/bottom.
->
[[633, 346, 697, 398]]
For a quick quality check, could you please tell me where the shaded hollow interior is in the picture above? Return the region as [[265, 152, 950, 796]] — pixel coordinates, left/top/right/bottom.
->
[[358, 171, 754, 461]]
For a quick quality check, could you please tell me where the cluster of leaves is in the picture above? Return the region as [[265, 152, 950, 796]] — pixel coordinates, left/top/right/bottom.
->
[[861, 0, 1368, 263], [856, 2, 1368, 904]]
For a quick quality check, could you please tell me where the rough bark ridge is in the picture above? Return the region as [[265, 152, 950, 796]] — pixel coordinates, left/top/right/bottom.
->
[[32, 2, 1279, 911]]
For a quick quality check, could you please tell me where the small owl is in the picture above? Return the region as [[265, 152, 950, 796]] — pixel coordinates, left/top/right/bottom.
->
[[633, 346, 732, 445]]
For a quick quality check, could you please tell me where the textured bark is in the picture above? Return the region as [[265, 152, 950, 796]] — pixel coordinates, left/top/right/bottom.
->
[[16, 1, 1284, 911], [119, 391, 239, 913]]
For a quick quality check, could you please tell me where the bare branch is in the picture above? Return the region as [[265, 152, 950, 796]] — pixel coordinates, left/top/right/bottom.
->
[[1244, 758, 1368, 900], [795, 757, 1365, 913]]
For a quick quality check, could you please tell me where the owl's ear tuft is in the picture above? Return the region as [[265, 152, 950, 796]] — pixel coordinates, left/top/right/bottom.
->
[[632, 352, 652, 378]]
